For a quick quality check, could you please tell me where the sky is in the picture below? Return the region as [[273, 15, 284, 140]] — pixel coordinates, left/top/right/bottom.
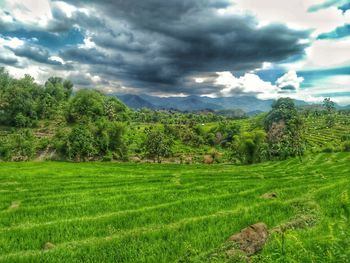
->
[[0, 0, 349, 105]]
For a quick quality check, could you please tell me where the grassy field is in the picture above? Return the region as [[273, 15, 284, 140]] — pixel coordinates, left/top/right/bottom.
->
[[0, 153, 349, 262]]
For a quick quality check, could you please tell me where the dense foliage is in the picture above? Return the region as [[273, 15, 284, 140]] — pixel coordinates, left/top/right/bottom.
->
[[264, 98, 304, 159], [0, 68, 349, 163]]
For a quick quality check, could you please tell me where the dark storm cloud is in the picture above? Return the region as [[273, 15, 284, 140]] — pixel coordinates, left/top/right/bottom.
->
[[59, 48, 124, 67], [339, 2, 350, 13], [91, 31, 146, 53], [53, 0, 310, 94], [47, 5, 105, 33], [0, 55, 18, 66], [0, 0, 310, 95], [6, 45, 62, 65]]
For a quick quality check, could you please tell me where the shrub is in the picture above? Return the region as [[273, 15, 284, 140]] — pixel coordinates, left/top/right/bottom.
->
[[322, 144, 335, 153], [65, 126, 97, 161], [0, 130, 36, 161], [230, 130, 268, 164], [102, 151, 113, 162], [0, 137, 11, 161], [341, 141, 350, 152]]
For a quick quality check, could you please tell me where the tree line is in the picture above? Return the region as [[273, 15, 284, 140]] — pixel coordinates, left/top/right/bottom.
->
[[0, 68, 348, 163]]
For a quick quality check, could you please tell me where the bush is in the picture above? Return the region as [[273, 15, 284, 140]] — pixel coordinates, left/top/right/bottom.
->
[[341, 141, 350, 152], [0, 137, 11, 161], [0, 130, 36, 161], [102, 151, 113, 162], [322, 144, 335, 153], [65, 126, 97, 161], [230, 130, 268, 164], [53, 121, 127, 161]]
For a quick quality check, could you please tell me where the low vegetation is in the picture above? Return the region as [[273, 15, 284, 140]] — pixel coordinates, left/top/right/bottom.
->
[[0, 153, 349, 262]]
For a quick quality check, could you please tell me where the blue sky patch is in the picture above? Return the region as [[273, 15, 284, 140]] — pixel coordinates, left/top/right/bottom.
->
[[318, 24, 350, 39]]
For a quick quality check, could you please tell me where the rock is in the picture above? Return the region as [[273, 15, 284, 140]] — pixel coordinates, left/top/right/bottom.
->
[[130, 156, 141, 163], [228, 223, 269, 255], [203, 155, 214, 164], [261, 192, 278, 199], [43, 242, 55, 250]]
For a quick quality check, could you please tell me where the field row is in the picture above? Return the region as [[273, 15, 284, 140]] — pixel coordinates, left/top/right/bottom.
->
[[0, 153, 349, 262]]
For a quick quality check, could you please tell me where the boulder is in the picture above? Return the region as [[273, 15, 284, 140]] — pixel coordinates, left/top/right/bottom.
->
[[228, 223, 269, 255], [203, 155, 214, 164], [261, 192, 278, 199]]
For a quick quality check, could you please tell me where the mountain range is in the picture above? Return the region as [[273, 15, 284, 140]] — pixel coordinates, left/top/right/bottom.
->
[[115, 94, 309, 114]]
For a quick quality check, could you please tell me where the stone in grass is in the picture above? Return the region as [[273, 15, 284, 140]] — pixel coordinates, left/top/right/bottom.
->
[[43, 242, 55, 250], [261, 192, 278, 199], [227, 223, 269, 256]]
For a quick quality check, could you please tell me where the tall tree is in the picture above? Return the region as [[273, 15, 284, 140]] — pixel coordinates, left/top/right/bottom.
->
[[323, 98, 336, 127], [143, 129, 173, 163], [264, 98, 304, 159]]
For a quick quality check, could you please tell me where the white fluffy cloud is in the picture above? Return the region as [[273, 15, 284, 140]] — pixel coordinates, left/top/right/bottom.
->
[[231, 0, 350, 36], [225, 0, 350, 72], [211, 70, 305, 100], [276, 70, 304, 91], [289, 38, 350, 70], [2, 0, 52, 28], [216, 71, 277, 99]]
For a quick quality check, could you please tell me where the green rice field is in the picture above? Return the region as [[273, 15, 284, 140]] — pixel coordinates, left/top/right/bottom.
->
[[0, 153, 349, 262]]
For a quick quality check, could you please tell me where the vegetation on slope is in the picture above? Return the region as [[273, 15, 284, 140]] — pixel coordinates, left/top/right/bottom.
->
[[1, 69, 348, 163]]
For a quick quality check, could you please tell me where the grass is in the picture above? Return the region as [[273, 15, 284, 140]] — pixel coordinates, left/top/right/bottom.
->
[[0, 153, 349, 262]]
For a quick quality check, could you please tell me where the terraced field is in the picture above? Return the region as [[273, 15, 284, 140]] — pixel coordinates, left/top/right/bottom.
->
[[0, 153, 349, 262], [304, 114, 350, 151]]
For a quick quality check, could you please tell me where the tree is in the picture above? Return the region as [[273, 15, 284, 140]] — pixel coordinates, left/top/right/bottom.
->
[[65, 126, 97, 161], [0, 74, 39, 127], [68, 89, 105, 123], [231, 130, 268, 164], [323, 98, 336, 127], [93, 119, 127, 160], [68, 89, 128, 123], [323, 98, 335, 113], [45, 77, 73, 99], [103, 96, 128, 121], [143, 129, 173, 163], [264, 98, 304, 159], [264, 98, 296, 131]]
